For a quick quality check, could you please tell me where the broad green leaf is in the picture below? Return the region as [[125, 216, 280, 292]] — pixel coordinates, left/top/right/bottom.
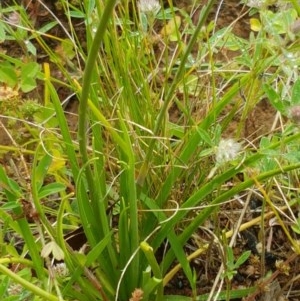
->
[[0, 65, 17, 87], [234, 250, 251, 268], [263, 84, 286, 114], [21, 62, 40, 79], [21, 77, 37, 93], [196, 127, 213, 146], [209, 28, 247, 51], [1, 201, 20, 210], [38, 182, 66, 199]]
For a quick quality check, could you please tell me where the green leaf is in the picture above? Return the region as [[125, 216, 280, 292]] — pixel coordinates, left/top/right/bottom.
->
[[263, 9, 297, 35], [85, 231, 113, 266], [0, 65, 17, 87], [21, 77, 37, 93], [226, 246, 234, 265], [291, 79, 300, 106], [250, 18, 261, 32], [0, 276, 9, 298], [291, 220, 300, 234], [24, 40, 36, 56], [1, 201, 20, 210], [143, 277, 162, 299], [68, 10, 86, 18], [21, 62, 40, 79], [0, 165, 22, 200], [156, 8, 179, 20], [38, 21, 58, 34], [38, 182, 66, 199], [20, 62, 39, 92], [34, 154, 52, 191], [62, 39, 76, 60], [0, 24, 6, 42], [263, 84, 286, 114], [234, 250, 251, 268], [196, 127, 213, 146], [209, 28, 247, 51]]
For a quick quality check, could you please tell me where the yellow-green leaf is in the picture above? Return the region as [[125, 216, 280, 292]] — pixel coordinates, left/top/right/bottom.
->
[[250, 18, 261, 32], [49, 149, 66, 173], [161, 16, 181, 41]]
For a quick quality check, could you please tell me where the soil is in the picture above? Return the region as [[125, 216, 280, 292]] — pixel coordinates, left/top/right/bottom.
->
[[1, 1, 298, 300]]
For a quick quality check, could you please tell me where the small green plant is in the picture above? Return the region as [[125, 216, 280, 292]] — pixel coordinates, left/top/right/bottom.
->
[[0, 61, 40, 93], [223, 247, 251, 281]]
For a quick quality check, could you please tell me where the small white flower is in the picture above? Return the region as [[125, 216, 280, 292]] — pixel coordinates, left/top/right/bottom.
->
[[246, 0, 265, 9], [138, 0, 161, 14], [215, 138, 242, 164], [53, 262, 69, 278], [7, 12, 21, 26], [7, 283, 23, 295]]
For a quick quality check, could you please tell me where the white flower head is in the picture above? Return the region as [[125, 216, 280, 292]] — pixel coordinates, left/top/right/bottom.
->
[[215, 138, 242, 164], [138, 0, 161, 14], [7, 12, 21, 26], [8, 283, 23, 295], [53, 262, 69, 278], [246, 0, 265, 9]]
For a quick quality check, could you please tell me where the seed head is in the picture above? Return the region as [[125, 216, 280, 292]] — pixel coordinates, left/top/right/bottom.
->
[[130, 288, 144, 301], [7, 283, 23, 295], [215, 138, 242, 164], [246, 0, 265, 9], [7, 12, 21, 26], [53, 262, 69, 278], [138, 0, 161, 14]]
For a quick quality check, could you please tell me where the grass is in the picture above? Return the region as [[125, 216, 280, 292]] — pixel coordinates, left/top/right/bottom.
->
[[1, 0, 300, 300]]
